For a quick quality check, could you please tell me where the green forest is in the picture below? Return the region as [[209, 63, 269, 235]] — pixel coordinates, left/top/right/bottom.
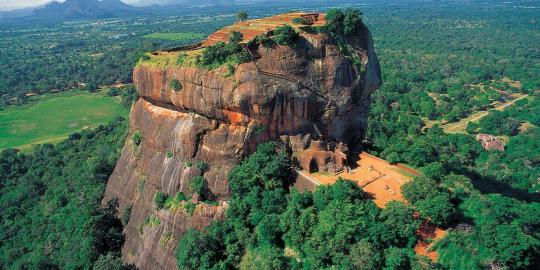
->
[[176, 143, 431, 269], [0, 118, 130, 269], [0, 1, 538, 270], [0, 14, 232, 108]]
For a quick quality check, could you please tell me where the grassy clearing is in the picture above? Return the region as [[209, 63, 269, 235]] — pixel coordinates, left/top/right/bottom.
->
[[441, 93, 529, 134], [422, 92, 529, 134], [143, 32, 205, 41], [137, 49, 204, 68], [0, 90, 129, 151], [393, 165, 421, 179]]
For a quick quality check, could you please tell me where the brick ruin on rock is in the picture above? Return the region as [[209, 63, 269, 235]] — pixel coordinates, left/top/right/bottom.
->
[[282, 134, 350, 174]]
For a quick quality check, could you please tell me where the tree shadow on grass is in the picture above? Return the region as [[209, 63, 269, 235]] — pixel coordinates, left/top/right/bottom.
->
[[467, 171, 540, 203]]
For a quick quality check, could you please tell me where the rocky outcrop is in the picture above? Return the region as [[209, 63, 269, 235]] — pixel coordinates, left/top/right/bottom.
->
[[103, 17, 381, 270]]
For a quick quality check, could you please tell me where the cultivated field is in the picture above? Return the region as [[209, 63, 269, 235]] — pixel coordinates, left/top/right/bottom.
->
[[0, 90, 128, 151]]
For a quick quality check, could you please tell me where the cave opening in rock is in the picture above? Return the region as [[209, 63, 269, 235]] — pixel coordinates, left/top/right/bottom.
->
[[309, 159, 319, 173]]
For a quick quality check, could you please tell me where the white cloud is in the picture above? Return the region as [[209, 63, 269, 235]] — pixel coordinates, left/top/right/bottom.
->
[[0, 0, 154, 11], [0, 0, 61, 11]]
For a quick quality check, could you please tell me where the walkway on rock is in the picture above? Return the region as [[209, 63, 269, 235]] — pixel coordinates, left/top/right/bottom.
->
[[257, 70, 327, 99]]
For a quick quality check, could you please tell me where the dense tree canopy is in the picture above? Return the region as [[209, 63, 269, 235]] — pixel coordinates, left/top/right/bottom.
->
[[176, 143, 424, 270], [0, 118, 129, 269]]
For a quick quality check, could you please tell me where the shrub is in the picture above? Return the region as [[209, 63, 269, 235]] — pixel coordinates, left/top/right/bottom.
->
[[169, 79, 182, 92], [160, 231, 173, 246], [145, 215, 161, 228], [106, 88, 120, 97], [154, 191, 168, 209], [195, 160, 208, 172], [273, 25, 299, 46], [466, 121, 480, 134], [164, 192, 189, 210], [199, 41, 250, 69], [190, 176, 210, 200], [257, 34, 276, 49], [386, 152, 400, 164], [343, 8, 364, 34], [121, 206, 132, 227], [200, 42, 229, 66], [84, 82, 98, 92], [177, 53, 187, 65], [253, 124, 267, 136], [120, 85, 138, 108], [324, 8, 345, 35], [225, 63, 235, 77], [239, 245, 291, 269], [299, 25, 319, 34], [323, 8, 364, 36], [93, 253, 124, 270], [185, 202, 196, 216], [132, 131, 142, 146], [138, 178, 145, 192], [229, 31, 243, 44], [236, 11, 248, 22], [166, 150, 173, 159], [137, 53, 150, 61]]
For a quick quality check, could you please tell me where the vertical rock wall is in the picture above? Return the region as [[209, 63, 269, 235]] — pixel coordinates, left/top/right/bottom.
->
[[103, 23, 381, 269]]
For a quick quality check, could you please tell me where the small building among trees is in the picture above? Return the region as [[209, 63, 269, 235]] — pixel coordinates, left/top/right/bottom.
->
[[475, 133, 505, 151]]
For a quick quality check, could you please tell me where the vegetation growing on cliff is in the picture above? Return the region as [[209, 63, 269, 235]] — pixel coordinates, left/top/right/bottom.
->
[[323, 8, 364, 36], [132, 130, 142, 146], [198, 31, 251, 69], [321, 8, 366, 72], [155, 191, 168, 209], [176, 143, 428, 270], [169, 79, 183, 92], [272, 25, 299, 46], [0, 118, 130, 269]]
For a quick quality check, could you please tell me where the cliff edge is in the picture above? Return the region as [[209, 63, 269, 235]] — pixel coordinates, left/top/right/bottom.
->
[[103, 12, 381, 269]]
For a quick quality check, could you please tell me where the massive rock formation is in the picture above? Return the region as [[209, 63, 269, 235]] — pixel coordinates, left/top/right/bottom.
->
[[103, 13, 381, 269]]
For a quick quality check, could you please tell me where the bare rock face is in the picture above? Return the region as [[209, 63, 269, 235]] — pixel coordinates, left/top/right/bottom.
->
[[103, 21, 381, 270]]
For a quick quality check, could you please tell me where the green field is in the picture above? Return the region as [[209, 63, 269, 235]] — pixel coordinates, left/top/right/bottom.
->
[[0, 90, 129, 151], [143, 32, 205, 41]]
